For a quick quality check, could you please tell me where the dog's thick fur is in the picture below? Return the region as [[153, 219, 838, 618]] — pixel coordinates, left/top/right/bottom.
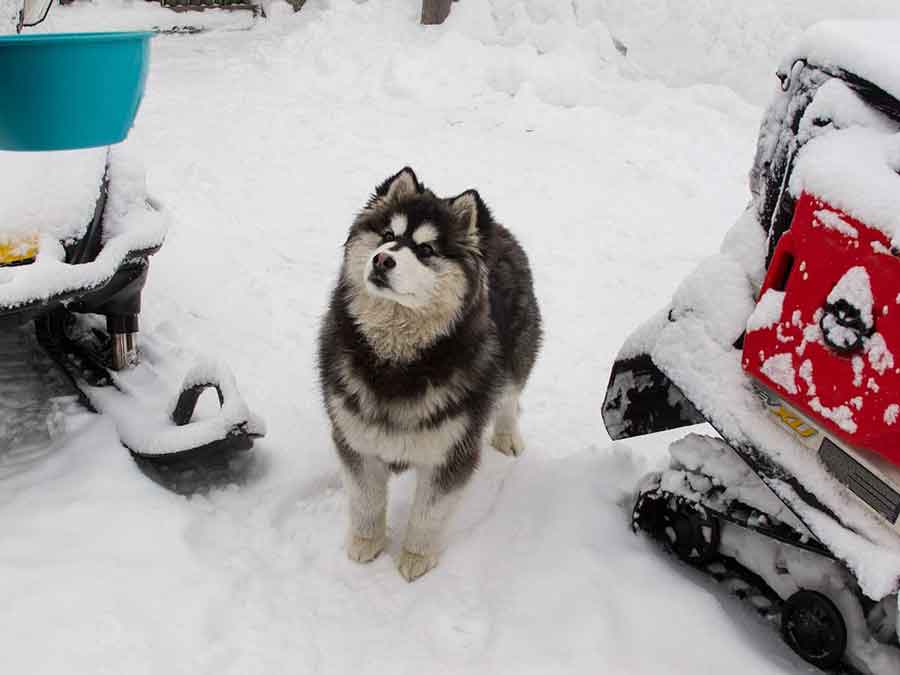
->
[[318, 167, 541, 581]]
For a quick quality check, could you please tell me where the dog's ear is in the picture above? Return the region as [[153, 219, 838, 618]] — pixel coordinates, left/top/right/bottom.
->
[[374, 167, 422, 204], [449, 190, 492, 245]]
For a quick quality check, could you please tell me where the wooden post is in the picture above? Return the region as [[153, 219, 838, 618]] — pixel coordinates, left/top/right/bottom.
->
[[421, 0, 451, 25]]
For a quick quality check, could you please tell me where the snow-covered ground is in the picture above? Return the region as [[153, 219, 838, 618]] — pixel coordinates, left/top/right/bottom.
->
[[4, 1, 900, 673]]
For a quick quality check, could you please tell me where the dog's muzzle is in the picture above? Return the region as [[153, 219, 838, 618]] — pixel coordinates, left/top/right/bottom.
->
[[368, 269, 390, 289], [368, 252, 396, 289]]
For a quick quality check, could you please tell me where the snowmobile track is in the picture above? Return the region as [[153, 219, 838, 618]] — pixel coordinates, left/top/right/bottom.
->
[[634, 486, 872, 675], [0, 327, 79, 479]]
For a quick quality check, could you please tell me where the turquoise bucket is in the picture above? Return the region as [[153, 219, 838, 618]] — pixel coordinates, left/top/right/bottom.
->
[[0, 31, 152, 152]]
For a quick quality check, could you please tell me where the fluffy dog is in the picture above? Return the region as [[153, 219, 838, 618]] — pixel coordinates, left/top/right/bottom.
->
[[318, 168, 541, 581]]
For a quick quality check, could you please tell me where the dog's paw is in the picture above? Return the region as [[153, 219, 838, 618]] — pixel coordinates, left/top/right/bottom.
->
[[397, 549, 439, 582], [347, 533, 386, 564], [491, 429, 525, 457]]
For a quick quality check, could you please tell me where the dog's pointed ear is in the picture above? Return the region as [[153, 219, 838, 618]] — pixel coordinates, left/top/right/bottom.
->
[[449, 190, 490, 244], [376, 167, 421, 203]]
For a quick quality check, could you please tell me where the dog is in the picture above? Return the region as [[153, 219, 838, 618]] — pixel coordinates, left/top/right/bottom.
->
[[318, 167, 541, 582]]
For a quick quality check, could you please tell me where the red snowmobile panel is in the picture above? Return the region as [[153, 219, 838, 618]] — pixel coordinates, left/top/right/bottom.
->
[[743, 192, 900, 468]]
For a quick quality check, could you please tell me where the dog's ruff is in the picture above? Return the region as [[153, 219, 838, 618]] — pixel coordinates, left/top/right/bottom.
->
[[318, 167, 542, 582]]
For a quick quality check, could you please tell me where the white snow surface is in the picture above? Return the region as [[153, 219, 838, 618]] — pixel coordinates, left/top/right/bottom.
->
[[4, 2, 900, 674], [815, 208, 859, 239], [0, 0, 16, 32], [790, 127, 900, 246], [600, 5, 900, 104], [746, 289, 785, 332], [0, 148, 106, 241], [0, 146, 168, 308], [781, 20, 900, 103], [760, 353, 798, 396]]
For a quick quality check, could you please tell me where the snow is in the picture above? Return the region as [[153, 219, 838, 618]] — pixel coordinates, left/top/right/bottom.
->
[[85, 334, 265, 456], [671, 254, 757, 347], [3, 1, 900, 674], [780, 20, 900, 104], [0, 149, 105, 242], [790, 128, 900, 246], [0, 0, 16, 32], [598, 6, 900, 104], [746, 289, 785, 332], [760, 353, 797, 395], [815, 208, 858, 239], [798, 359, 815, 396], [885, 404, 900, 426], [663, 433, 807, 534], [799, 78, 899, 144], [867, 332, 895, 376], [0, 146, 168, 309], [809, 396, 857, 435]]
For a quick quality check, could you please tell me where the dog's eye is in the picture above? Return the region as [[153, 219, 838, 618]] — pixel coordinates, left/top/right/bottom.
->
[[418, 243, 435, 259], [382, 230, 395, 242]]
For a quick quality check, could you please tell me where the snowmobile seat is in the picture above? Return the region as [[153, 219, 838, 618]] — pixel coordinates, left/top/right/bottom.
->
[[0, 146, 165, 332]]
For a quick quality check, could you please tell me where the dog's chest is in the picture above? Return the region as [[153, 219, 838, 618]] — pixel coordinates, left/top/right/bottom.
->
[[328, 359, 473, 466], [331, 396, 469, 466]]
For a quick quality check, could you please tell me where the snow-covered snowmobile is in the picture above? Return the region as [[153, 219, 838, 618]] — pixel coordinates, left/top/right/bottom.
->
[[603, 21, 900, 674], [1, 3, 264, 491]]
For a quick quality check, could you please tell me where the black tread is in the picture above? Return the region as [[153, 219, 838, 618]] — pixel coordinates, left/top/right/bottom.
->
[[634, 487, 865, 675]]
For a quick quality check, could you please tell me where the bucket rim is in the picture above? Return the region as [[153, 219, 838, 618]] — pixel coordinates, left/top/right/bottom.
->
[[0, 31, 154, 46]]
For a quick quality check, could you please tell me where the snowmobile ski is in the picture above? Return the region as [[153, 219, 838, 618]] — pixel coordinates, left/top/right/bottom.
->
[[0, 147, 264, 491]]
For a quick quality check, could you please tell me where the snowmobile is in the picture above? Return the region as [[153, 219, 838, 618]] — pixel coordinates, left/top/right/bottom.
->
[[603, 21, 900, 674], [1, 2, 264, 492]]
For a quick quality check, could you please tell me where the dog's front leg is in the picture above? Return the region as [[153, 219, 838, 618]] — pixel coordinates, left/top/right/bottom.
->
[[398, 444, 478, 582], [336, 434, 390, 564]]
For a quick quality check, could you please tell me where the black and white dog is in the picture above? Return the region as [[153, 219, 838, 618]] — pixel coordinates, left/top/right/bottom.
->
[[318, 168, 541, 581]]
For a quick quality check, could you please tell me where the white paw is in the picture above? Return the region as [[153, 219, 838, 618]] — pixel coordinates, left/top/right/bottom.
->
[[491, 429, 525, 457], [397, 549, 439, 582], [347, 533, 386, 564]]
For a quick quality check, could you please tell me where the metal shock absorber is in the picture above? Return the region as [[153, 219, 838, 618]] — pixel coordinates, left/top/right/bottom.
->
[[107, 314, 139, 371]]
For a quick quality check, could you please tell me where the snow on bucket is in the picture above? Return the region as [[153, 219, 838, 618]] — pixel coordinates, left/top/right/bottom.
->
[[0, 31, 152, 151]]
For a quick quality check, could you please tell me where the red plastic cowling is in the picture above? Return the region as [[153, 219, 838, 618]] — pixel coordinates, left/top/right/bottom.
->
[[742, 192, 900, 468]]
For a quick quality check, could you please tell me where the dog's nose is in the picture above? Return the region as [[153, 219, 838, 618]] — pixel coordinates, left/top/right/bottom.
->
[[373, 252, 396, 271]]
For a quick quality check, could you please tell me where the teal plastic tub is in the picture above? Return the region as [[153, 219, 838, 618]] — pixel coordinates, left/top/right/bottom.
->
[[0, 31, 152, 152]]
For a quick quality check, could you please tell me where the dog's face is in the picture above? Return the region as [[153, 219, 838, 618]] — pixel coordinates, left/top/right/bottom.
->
[[362, 211, 444, 309], [344, 168, 487, 316]]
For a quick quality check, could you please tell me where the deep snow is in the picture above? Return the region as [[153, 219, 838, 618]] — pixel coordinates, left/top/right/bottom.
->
[[4, 1, 900, 673]]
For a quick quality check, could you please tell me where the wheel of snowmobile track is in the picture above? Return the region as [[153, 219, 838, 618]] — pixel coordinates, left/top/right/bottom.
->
[[632, 488, 668, 539], [669, 498, 720, 565], [781, 590, 848, 670], [633, 490, 721, 566]]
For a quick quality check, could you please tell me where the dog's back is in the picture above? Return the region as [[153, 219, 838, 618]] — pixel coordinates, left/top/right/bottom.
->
[[485, 223, 542, 388]]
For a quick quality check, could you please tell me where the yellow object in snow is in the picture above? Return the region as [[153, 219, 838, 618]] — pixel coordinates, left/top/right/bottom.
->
[[0, 233, 39, 266]]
